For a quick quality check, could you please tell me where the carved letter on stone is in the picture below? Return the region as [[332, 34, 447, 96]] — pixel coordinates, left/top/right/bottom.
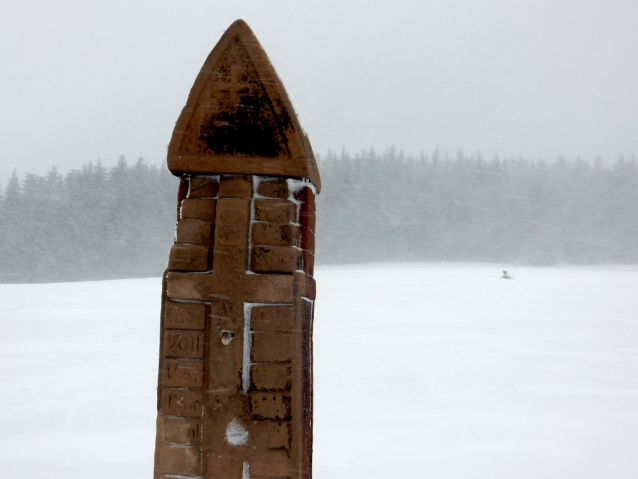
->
[[153, 19, 320, 479]]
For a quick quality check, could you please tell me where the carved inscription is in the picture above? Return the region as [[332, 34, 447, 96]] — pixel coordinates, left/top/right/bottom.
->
[[162, 359, 204, 388], [163, 417, 202, 445], [161, 389, 204, 417], [164, 331, 205, 359], [164, 301, 207, 330]]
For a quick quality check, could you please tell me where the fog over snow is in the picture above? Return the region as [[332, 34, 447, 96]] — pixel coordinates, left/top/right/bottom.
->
[[1, 2, 637, 475], [1, 263, 638, 478], [1, 0, 638, 181]]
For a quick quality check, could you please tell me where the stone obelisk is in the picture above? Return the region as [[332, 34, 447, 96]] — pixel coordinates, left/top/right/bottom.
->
[[153, 20, 320, 479]]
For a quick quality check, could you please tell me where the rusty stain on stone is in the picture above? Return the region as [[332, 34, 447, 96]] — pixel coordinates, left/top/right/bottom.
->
[[153, 19, 319, 479]]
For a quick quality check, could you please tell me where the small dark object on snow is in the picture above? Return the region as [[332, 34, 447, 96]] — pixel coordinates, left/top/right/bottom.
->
[[502, 270, 512, 279]]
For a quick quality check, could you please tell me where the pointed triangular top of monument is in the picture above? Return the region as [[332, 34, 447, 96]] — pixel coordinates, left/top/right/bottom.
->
[[167, 19, 320, 191]]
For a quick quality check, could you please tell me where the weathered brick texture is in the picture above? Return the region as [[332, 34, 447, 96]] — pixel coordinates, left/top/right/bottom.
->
[[252, 245, 299, 274], [176, 219, 215, 245], [252, 223, 298, 247], [251, 305, 294, 332], [257, 178, 290, 199], [168, 244, 210, 271], [254, 199, 296, 224], [189, 177, 220, 198], [154, 19, 319, 479], [181, 198, 218, 221]]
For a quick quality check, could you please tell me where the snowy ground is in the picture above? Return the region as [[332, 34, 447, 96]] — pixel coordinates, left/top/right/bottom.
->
[[1, 263, 638, 478]]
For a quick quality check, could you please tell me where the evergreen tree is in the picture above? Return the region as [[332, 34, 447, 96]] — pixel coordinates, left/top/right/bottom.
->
[[1, 151, 637, 283]]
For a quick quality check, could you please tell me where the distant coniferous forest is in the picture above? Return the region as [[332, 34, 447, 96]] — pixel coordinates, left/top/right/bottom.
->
[[0, 149, 636, 283]]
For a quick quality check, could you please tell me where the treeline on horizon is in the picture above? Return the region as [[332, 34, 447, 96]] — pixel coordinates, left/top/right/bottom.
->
[[0, 149, 636, 283]]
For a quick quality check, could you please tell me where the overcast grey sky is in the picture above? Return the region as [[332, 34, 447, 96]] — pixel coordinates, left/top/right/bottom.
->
[[1, 0, 637, 182]]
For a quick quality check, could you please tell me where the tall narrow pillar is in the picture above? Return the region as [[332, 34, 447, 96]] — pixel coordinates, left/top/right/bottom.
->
[[153, 20, 320, 479]]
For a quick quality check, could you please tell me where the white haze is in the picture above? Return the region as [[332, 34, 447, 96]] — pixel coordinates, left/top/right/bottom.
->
[[1, 263, 638, 478], [1, 0, 638, 181]]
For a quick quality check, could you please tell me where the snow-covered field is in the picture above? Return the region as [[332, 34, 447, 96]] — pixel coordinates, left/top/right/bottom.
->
[[1, 263, 638, 478]]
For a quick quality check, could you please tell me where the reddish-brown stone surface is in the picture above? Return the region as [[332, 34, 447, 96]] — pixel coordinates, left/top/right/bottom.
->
[[154, 19, 319, 479], [166, 20, 320, 191]]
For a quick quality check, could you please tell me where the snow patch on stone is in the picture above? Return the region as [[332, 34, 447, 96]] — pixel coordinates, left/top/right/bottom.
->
[[286, 177, 317, 196], [242, 304, 253, 393], [225, 418, 248, 446]]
